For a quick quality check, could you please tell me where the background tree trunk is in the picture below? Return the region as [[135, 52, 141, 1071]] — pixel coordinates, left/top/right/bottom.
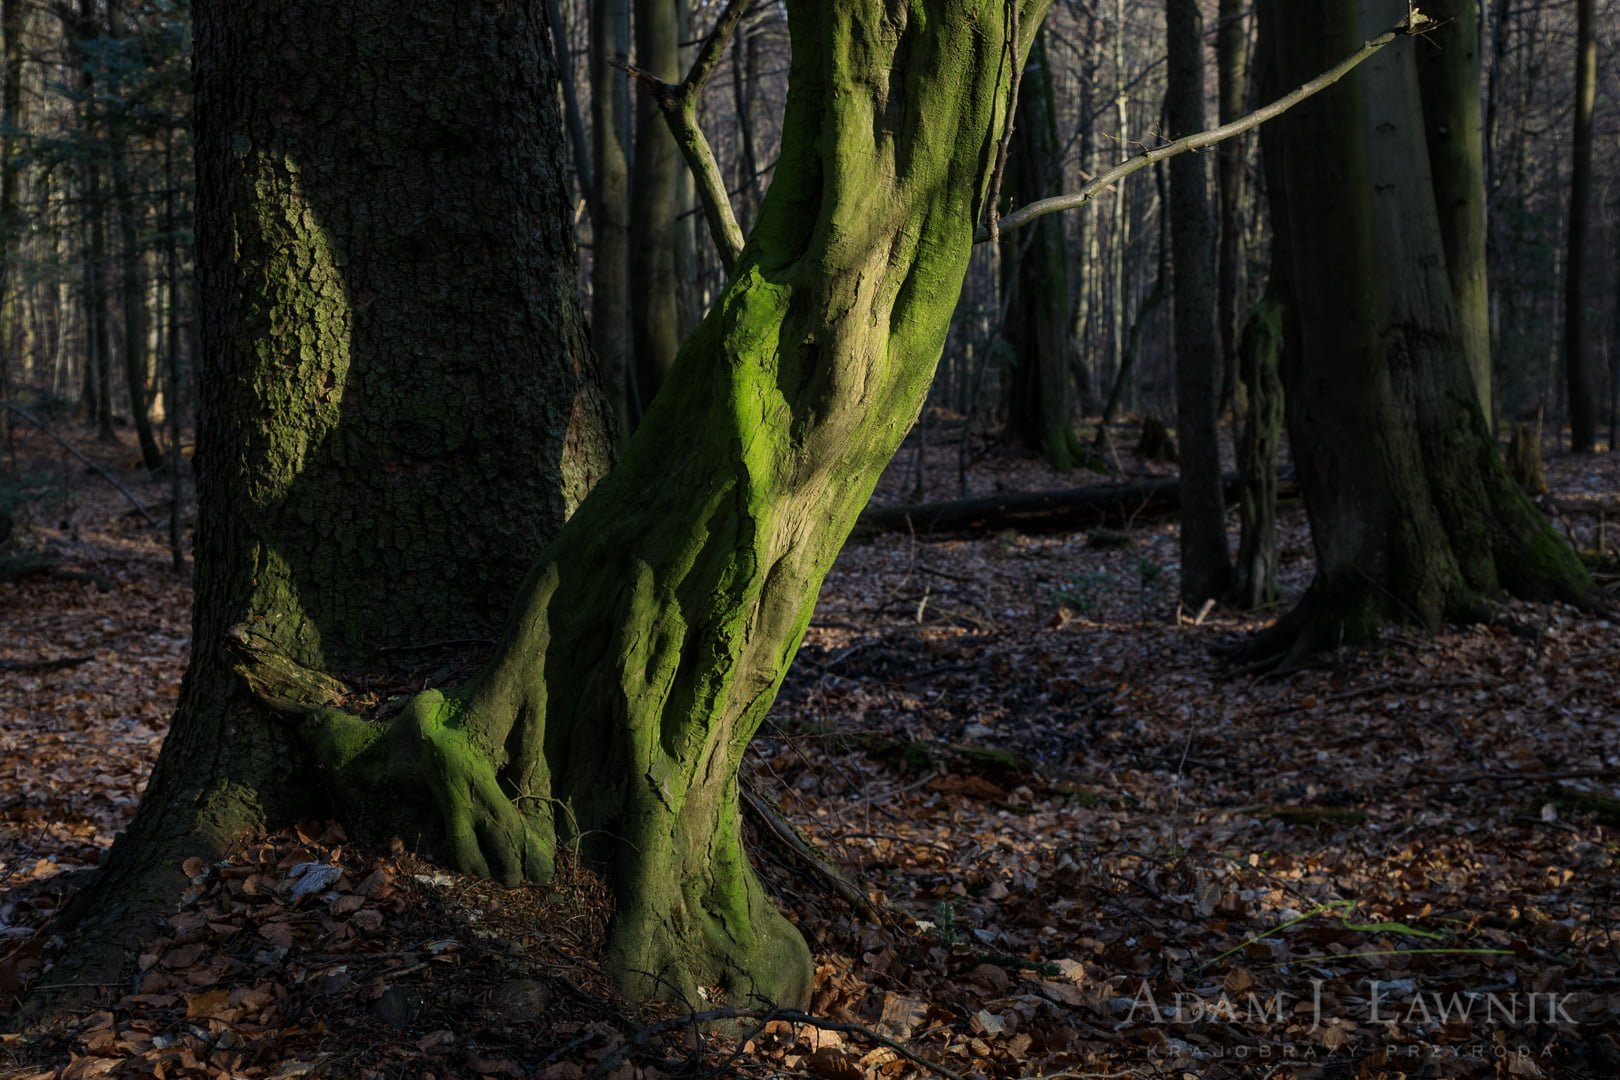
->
[[630, 0, 680, 413], [1249, 0, 1589, 667], [1563, 0, 1597, 452], [112, 148, 162, 470], [51, 0, 613, 1006], [1001, 31, 1084, 469], [1215, 0, 1248, 408], [1234, 288, 1283, 609], [1418, 0, 1493, 427], [0, 0, 22, 458], [1164, 0, 1230, 603], [591, 0, 633, 435], [302, 0, 1054, 1008]]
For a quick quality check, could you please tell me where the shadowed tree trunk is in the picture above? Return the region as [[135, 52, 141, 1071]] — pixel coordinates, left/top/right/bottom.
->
[[44, 0, 614, 1012], [113, 149, 163, 471], [0, 0, 22, 456], [1563, 0, 1597, 452], [1233, 288, 1283, 609], [1165, 0, 1231, 603], [42, 0, 1053, 1016], [631, 0, 681, 413], [1215, 0, 1248, 408], [1245, 0, 1590, 668], [591, 0, 633, 435], [1418, 0, 1492, 427], [1001, 31, 1085, 469]]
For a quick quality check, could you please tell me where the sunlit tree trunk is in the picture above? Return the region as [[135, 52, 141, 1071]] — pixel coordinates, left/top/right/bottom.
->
[[47, 0, 1051, 1017]]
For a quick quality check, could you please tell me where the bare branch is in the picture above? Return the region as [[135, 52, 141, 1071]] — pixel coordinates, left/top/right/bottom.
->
[[978, 14, 1428, 243], [613, 0, 749, 271]]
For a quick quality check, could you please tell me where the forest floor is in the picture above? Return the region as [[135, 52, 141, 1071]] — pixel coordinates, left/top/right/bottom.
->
[[1, 407, 1619, 1079]]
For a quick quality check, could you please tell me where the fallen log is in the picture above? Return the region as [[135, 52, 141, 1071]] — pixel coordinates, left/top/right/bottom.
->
[[858, 473, 1297, 536]]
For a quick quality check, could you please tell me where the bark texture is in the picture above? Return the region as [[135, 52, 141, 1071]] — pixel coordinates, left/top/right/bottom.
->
[[1417, 0, 1493, 425], [1001, 31, 1084, 469], [1563, 0, 1597, 451], [49, 0, 612, 1005], [1215, 0, 1248, 406], [304, 0, 1053, 1007], [631, 0, 681, 412], [591, 0, 633, 435], [1234, 290, 1283, 610], [1165, 0, 1231, 603], [1248, 0, 1589, 667]]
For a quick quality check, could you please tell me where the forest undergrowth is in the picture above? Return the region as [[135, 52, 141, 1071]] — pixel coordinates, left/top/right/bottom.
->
[[2, 413, 1618, 1079]]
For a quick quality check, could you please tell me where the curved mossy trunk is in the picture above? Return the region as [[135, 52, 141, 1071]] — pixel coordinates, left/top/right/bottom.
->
[[1247, 0, 1589, 668], [308, 0, 1052, 1007], [1165, 0, 1231, 604], [1001, 31, 1084, 470], [47, 0, 612, 1006]]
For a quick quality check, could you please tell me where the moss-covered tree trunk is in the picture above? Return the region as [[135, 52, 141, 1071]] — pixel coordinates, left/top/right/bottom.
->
[[44, 0, 1051, 1018], [303, 0, 1052, 1007], [47, 0, 613, 1006], [1001, 31, 1085, 470], [1245, 0, 1590, 668], [1165, 0, 1231, 603]]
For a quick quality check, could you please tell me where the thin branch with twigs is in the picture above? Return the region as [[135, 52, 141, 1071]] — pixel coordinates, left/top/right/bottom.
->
[[978, 9, 1438, 242], [614, 0, 749, 270]]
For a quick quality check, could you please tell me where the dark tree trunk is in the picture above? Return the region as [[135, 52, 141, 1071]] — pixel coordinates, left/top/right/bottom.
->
[[590, 0, 633, 435], [1164, 0, 1231, 603], [1001, 31, 1084, 469], [1247, 0, 1589, 668], [1215, 0, 1248, 408], [630, 0, 680, 412], [0, 0, 21, 457], [112, 149, 163, 471], [1233, 288, 1283, 609], [86, 164, 115, 442], [545, 0, 593, 208], [1418, 0, 1493, 426], [48, 0, 613, 1008], [731, 15, 764, 236], [1564, 0, 1597, 452], [47, 0, 1054, 1019]]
